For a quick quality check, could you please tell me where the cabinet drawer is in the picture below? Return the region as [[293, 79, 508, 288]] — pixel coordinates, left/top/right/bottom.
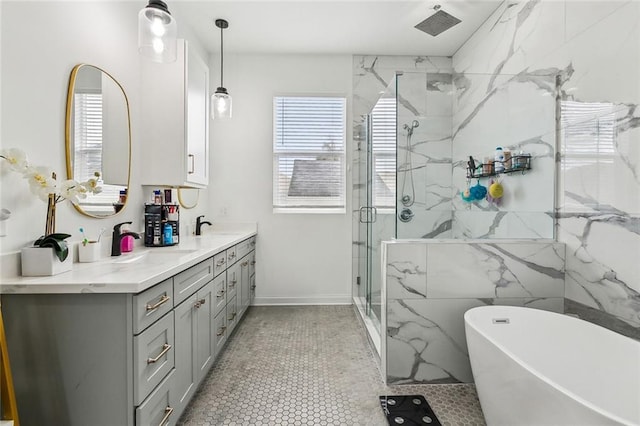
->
[[136, 369, 177, 426], [134, 312, 175, 405], [226, 296, 238, 337], [134, 278, 173, 334], [213, 274, 226, 317], [213, 306, 227, 358], [236, 236, 256, 259], [174, 258, 214, 305], [213, 251, 227, 277], [226, 245, 238, 266]]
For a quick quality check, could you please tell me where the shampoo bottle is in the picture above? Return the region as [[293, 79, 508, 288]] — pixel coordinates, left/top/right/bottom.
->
[[494, 147, 505, 173]]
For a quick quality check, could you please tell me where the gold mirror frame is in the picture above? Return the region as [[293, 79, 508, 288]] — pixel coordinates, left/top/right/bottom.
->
[[65, 64, 132, 218], [177, 187, 200, 209]]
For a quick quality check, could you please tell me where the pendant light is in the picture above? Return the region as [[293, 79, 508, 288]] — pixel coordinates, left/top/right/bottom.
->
[[138, 0, 177, 63], [211, 19, 232, 119]]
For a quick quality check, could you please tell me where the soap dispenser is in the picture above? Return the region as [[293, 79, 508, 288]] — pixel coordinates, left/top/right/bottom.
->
[[120, 224, 135, 253]]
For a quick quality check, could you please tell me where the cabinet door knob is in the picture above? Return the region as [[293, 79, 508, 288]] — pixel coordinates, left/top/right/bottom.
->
[[146, 294, 170, 311], [147, 343, 172, 364]]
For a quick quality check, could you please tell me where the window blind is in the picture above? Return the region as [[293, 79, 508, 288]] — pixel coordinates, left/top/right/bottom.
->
[[561, 100, 616, 169], [73, 92, 121, 213], [370, 98, 396, 208], [273, 96, 346, 210]]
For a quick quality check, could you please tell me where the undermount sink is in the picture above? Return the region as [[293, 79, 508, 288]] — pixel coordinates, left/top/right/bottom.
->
[[112, 249, 198, 264]]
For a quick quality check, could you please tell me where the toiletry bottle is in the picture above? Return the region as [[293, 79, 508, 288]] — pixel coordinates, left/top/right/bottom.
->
[[494, 147, 505, 173], [163, 223, 173, 245], [154, 190, 162, 205]]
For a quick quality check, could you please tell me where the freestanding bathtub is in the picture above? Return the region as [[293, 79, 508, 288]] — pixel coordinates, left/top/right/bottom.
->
[[465, 306, 640, 426]]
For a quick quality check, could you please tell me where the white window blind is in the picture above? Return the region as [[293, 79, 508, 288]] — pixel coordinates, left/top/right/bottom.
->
[[371, 98, 396, 208], [273, 96, 346, 211], [561, 100, 616, 170], [74, 92, 103, 182], [73, 92, 122, 214]]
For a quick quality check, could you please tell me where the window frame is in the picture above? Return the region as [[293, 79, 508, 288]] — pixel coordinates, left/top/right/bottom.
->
[[272, 94, 347, 214]]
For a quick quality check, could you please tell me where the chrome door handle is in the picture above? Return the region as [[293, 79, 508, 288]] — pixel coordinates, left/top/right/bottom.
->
[[147, 343, 172, 364], [158, 406, 174, 426], [188, 154, 195, 174], [146, 294, 170, 311]]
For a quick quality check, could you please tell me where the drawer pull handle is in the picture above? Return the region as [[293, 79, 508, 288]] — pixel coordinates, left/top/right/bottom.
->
[[146, 295, 171, 312], [216, 290, 225, 298], [147, 343, 172, 364], [227, 312, 236, 321], [228, 253, 236, 259], [251, 241, 256, 246], [250, 261, 256, 266], [229, 280, 236, 287], [241, 261, 248, 267], [216, 326, 227, 336], [251, 284, 256, 290], [194, 298, 206, 308], [159, 406, 174, 426], [216, 259, 226, 267]]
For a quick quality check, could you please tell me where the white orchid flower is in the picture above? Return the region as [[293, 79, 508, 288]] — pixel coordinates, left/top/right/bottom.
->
[[60, 180, 86, 203], [0, 148, 28, 173], [24, 165, 57, 201], [83, 177, 102, 194]]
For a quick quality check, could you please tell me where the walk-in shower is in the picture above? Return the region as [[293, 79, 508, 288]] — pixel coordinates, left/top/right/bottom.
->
[[354, 68, 557, 356]]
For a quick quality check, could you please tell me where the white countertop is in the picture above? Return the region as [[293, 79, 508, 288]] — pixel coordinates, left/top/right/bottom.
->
[[0, 226, 256, 295]]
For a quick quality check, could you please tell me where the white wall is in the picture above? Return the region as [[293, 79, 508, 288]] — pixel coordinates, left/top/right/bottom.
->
[[0, 1, 211, 257], [208, 53, 353, 304]]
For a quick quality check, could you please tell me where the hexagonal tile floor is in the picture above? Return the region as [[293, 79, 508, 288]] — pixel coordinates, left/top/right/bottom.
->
[[178, 305, 486, 426]]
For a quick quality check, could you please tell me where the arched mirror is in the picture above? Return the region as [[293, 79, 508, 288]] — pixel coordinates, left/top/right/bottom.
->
[[65, 64, 131, 218], [177, 187, 199, 209]]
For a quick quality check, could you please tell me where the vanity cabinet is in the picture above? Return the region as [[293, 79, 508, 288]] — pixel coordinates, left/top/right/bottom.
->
[[2, 234, 256, 426], [140, 39, 209, 188]]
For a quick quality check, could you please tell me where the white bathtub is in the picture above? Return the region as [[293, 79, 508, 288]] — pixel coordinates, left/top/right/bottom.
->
[[465, 306, 640, 426]]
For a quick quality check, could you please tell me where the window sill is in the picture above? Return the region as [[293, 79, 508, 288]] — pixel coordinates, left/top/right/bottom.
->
[[273, 207, 346, 215]]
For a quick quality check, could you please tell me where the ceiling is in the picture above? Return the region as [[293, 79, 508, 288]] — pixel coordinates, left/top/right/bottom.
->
[[171, 1, 504, 56]]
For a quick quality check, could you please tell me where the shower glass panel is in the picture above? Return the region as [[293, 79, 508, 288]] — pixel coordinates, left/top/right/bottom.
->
[[356, 78, 398, 337]]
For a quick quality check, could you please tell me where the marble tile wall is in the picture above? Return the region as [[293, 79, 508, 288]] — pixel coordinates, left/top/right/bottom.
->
[[383, 240, 565, 384], [453, 0, 639, 337]]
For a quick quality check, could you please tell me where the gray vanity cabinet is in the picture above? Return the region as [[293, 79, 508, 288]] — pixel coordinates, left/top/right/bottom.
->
[[174, 279, 214, 416]]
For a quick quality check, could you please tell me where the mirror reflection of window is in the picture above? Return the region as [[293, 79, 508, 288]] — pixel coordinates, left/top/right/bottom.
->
[[66, 64, 131, 218]]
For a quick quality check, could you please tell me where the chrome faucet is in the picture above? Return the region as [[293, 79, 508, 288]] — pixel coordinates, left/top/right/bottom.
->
[[195, 215, 212, 236], [111, 221, 140, 256]]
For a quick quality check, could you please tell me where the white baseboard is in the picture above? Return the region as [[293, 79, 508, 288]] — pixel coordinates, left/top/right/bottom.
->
[[252, 295, 352, 305]]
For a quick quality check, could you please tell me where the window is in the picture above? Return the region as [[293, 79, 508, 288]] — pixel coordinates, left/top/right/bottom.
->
[[370, 97, 396, 208], [273, 96, 346, 212], [73, 91, 122, 215]]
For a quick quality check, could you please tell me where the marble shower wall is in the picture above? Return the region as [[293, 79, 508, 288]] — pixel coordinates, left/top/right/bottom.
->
[[396, 72, 454, 239], [383, 240, 565, 384], [453, 0, 640, 337]]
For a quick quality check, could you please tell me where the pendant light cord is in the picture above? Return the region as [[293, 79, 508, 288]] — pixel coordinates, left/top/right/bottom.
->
[[220, 25, 224, 88]]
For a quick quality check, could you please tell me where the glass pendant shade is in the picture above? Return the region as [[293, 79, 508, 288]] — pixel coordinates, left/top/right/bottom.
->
[[212, 87, 232, 119], [138, 0, 177, 63]]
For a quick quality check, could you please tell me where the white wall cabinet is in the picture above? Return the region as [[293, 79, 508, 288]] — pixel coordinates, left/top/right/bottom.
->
[[141, 39, 210, 188]]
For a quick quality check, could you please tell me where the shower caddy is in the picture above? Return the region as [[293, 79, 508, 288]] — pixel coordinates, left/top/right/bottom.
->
[[466, 154, 531, 179]]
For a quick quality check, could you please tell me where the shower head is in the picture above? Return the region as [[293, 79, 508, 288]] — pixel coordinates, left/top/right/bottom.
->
[[415, 6, 461, 37], [403, 120, 420, 136]]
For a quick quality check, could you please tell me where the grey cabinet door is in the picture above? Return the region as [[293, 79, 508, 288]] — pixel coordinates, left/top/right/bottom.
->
[[135, 369, 177, 426], [174, 293, 197, 416], [240, 257, 251, 314], [226, 261, 240, 302], [195, 281, 214, 382]]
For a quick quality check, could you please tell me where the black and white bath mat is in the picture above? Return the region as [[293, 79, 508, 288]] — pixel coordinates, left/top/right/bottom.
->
[[379, 395, 442, 425]]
